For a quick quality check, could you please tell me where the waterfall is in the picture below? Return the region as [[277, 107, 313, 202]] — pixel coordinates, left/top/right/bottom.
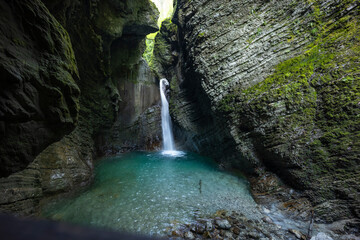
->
[[160, 78, 175, 151]]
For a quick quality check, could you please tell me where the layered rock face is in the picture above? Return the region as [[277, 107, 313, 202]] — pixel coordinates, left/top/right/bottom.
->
[[153, 18, 248, 169], [168, 0, 359, 222], [0, 0, 159, 214], [97, 59, 162, 155]]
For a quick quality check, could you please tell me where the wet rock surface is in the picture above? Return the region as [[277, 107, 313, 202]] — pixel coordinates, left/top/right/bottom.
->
[[163, 0, 360, 225], [249, 170, 360, 240], [98, 104, 162, 155], [167, 208, 359, 240], [168, 210, 298, 240]]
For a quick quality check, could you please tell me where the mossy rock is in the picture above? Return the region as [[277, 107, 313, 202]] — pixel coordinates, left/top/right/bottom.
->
[[217, 0, 360, 221]]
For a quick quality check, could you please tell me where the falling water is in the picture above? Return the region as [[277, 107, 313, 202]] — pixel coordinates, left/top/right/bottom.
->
[[160, 79, 176, 152]]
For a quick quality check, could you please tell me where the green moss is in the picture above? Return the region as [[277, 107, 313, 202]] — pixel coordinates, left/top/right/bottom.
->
[[143, 37, 156, 65], [149, 18, 178, 74], [218, 0, 360, 192], [218, 94, 236, 113], [144, 18, 177, 67], [198, 32, 205, 38]]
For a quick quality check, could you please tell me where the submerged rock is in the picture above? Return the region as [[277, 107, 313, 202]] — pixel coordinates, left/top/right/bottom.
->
[[310, 232, 334, 240], [167, 208, 359, 240], [262, 216, 273, 224], [233, 228, 241, 237], [222, 230, 233, 239], [205, 220, 214, 231], [184, 231, 195, 239], [216, 219, 232, 230], [289, 229, 305, 240], [190, 223, 206, 234], [172, 229, 184, 238]]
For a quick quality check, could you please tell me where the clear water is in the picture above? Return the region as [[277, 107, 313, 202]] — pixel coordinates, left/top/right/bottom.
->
[[42, 151, 260, 236]]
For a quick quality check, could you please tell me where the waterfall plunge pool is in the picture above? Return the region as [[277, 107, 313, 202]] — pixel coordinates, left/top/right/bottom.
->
[[41, 151, 262, 236]]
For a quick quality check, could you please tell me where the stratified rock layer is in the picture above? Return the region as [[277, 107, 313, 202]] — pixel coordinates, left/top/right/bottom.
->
[[97, 60, 162, 155], [169, 0, 360, 222]]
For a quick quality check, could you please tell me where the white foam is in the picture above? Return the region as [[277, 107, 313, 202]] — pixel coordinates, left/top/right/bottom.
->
[[161, 150, 185, 157]]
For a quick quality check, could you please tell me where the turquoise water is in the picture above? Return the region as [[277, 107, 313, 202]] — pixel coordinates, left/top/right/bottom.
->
[[42, 151, 260, 236]]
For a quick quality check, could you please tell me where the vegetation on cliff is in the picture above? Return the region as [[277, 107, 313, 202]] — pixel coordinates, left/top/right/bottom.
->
[[143, 0, 174, 66], [219, 0, 359, 221]]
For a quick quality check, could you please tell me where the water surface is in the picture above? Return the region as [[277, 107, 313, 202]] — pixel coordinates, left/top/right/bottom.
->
[[42, 151, 260, 236]]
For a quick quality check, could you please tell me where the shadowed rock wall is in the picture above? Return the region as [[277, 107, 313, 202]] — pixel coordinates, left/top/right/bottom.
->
[[0, 0, 80, 178], [0, 0, 159, 214]]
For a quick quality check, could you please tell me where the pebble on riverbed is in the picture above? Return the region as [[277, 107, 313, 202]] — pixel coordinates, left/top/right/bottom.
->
[[167, 209, 357, 240], [310, 232, 334, 240], [184, 231, 195, 239], [167, 210, 298, 240], [215, 219, 231, 230], [289, 229, 306, 240]]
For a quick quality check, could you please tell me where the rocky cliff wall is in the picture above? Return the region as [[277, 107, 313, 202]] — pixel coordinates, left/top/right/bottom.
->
[[166, 0, 359, 222], [0, 0, 159, 214], [97, 59, 162, 155], [153, 18, 256, 169], [0, 0, 80, 178]]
